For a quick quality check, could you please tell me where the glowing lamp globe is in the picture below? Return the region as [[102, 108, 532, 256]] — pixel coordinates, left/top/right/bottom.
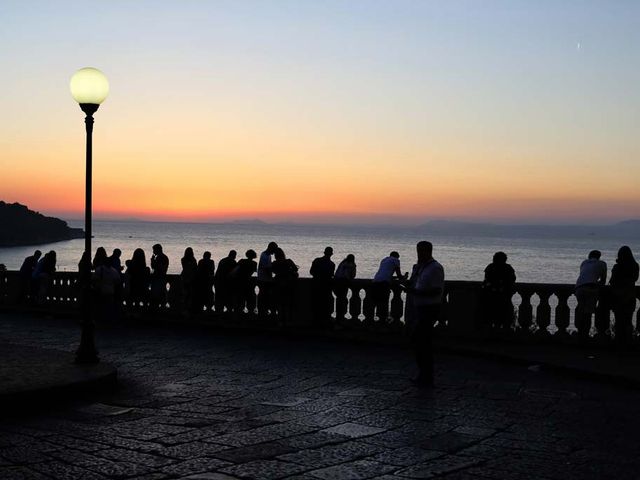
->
[[70, 67, 109, 106]]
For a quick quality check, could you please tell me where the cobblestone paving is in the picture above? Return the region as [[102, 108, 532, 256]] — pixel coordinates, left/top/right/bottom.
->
[[1, 314, 640, 479]]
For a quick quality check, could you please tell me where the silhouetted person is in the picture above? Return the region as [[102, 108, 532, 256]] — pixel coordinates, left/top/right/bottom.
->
[[258, 242, 278, 317], [126, 248, 150, 306], [609, 246, 639, 345], [33, 250, 56, 305], [231, 249, 257, 315], [93, 249, 121, 322], [272, 247, 299, 326], [78, 251, 91, 279], [194, 251, 215, 313], [18, 249, 41, 302], [181, 247, 198, 312], [575, 250, 607, 338], [109, 248, 124, 272], [334, 254, 356, 323], [93, 247, 108, 269], [403, 241, 444, 387], [215, 250, 237, 313], [150, 243, 169, 309], [480, 251, 516, 330], [371, 251, 406, 322], [310, 247, 335, 327]]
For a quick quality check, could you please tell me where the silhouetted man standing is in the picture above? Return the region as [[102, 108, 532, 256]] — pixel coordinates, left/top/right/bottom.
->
[[404, 241, 444, 387], [194, 251, 215, 313], [109, 248, 124, 272], [150, 243, 169, 309], [215, 250, 237, 312], [310, 247, 335, 328]]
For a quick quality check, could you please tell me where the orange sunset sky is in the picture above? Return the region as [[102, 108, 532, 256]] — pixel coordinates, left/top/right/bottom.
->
[[1, 1, 639, 225]]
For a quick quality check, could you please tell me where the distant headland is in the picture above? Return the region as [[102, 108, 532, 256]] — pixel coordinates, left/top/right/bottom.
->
[[0, 201, 84, 247]]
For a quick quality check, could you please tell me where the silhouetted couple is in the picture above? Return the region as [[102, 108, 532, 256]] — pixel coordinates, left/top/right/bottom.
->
[[575, 247, 638, 344], [32, 250, 57, 304], [91, 247, 122, 321], [18, 249, 41, 302]]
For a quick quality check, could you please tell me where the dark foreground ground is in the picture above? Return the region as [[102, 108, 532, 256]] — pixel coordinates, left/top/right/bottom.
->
[[1, 314, 639, 480]]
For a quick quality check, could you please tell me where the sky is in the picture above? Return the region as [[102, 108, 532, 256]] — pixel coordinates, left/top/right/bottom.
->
[[1, 1, 639, 225]]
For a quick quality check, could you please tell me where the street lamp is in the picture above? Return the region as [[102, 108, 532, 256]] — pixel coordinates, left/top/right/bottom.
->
[[70, 67, 109, 364]]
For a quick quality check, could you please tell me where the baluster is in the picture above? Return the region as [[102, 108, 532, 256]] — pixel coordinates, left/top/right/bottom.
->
[[348, 287, 362, 326], [635, 287, 640, 336], [389, 285, 404, 328], [594, 286, 611, 339], [437, 289, 449, 330], [535, 290, 551, 335], [334, 282, 348, 324], [164, 278, 173, 311], [246, 283, 257, 315], [554, 291, 570, 336], [518, 289, 533, 332], [362, 285, 375, 325]]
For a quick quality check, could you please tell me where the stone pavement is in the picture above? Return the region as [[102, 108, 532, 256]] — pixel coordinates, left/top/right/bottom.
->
[[1, 313, 640, 480], [0, 343, 116, 408]]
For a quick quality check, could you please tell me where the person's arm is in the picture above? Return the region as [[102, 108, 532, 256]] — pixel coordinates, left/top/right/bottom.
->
[[598, 262, 607, 286], [393, 259, 405, 279]]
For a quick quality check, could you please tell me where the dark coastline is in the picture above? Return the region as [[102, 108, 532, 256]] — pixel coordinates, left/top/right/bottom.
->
[[0, 201, 84, 247]]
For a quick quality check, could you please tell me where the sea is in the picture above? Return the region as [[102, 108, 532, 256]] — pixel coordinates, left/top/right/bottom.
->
[[0, 220, 638, 284]]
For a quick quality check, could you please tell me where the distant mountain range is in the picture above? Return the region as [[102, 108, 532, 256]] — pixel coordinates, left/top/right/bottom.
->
[[0, 201, 84, 247], [414, 219, 640, 239]]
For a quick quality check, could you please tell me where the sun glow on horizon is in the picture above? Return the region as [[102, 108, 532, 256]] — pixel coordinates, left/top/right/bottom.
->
[[1, 1, 639, 224]]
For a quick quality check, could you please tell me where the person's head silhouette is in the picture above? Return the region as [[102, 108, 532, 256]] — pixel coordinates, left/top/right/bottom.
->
[[588, 250, 602, 260], [617, 246, 635, 264], [416, 241, 433, 262], [493, 251, 507, 264], [132, 248, 146, 266]]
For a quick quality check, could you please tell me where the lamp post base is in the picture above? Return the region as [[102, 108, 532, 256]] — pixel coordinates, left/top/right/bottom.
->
[[75, 343, 100, 365], [75, 316, 100, 365]]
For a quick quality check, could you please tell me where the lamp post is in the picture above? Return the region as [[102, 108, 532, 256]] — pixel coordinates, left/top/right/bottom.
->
[[70, 67, 109, 364]]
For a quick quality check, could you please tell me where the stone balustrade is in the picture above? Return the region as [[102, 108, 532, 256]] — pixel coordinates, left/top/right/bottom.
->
[[1, 270, 638, 343]]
